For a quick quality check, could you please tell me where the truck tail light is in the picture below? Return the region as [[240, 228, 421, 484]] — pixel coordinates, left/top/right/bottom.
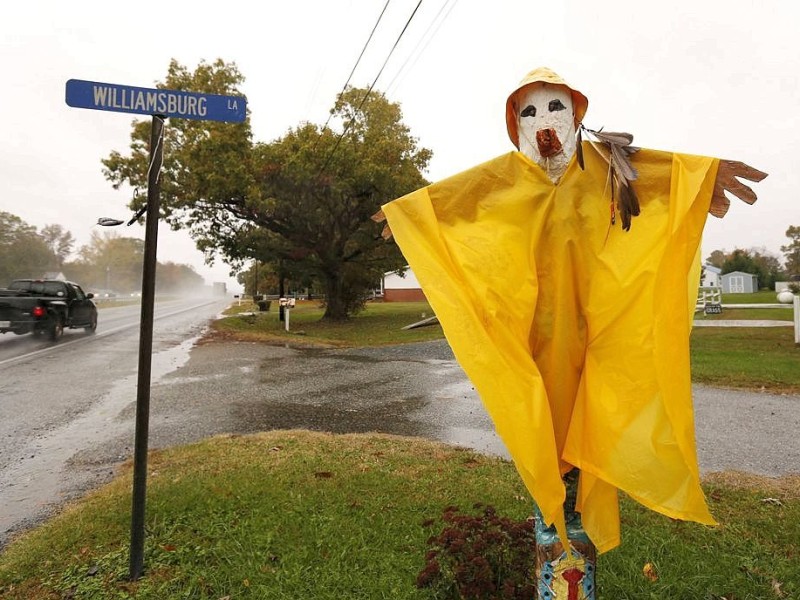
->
[[32, 306, 46, 318]]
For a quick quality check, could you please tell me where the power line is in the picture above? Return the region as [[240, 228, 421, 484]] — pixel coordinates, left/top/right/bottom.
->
[[319, 0, 392, 134], [385, 0, 459, 96], [319, 0, 424, 176]]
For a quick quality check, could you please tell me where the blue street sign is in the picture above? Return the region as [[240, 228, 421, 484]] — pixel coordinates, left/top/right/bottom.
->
[[65, 79, 246, 123]]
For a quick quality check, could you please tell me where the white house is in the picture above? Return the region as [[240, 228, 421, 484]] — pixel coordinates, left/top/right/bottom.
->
[[700, 264, 721, 288], [382, 267, 427, 302], [721, 270, 758, 293]]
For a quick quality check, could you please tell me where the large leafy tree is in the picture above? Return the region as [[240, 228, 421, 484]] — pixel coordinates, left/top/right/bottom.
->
[[155, 262, 204, 294], [63, 231, 202, 294], [40, 224, 75, 267], [0, 212, 56, 283], [71, 231, 145, 293], [102, 59, 431, 320], [705, 249, 726, 269], [781, 225, 800, 276]]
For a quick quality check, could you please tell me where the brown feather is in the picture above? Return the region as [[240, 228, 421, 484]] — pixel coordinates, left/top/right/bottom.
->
[[588, 129, 634, 146], [610, 143, 638, 182], [617, 179, 640, 231]]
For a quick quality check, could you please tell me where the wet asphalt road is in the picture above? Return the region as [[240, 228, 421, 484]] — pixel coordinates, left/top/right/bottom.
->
[[1, 313, 799, 548]]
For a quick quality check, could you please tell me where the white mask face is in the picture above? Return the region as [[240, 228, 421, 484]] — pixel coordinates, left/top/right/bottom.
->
[[516, 83, 576, 182]]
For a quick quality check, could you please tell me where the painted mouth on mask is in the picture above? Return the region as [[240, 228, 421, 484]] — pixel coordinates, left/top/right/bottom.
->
[[536, 128, 562, 158]]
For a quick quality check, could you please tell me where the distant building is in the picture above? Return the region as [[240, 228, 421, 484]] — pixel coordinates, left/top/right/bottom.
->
[[700, 264, 721, 288], [721, 270, 758, 293], [382, 267, 427, 302]]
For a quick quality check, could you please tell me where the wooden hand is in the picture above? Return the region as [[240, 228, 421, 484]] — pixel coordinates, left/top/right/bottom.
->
[[709, 160, 768, 218], [371, 209, 393, 240]]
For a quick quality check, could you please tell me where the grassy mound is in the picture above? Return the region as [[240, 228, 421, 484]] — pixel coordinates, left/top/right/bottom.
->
[[1, 431, 798, 599]]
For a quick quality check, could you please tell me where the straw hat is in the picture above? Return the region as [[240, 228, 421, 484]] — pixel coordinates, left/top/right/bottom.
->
[[505, 67, 588, 149]]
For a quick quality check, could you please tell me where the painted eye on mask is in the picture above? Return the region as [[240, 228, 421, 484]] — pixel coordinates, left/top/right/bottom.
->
[[520, 105, 537, 118], [548, 99, 566, 112]]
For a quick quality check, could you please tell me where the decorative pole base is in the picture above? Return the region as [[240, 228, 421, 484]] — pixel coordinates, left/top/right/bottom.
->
[[534, 469, 597, 599]]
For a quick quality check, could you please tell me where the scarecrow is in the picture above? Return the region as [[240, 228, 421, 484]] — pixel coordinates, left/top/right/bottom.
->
[[376, 67, 766, 597]]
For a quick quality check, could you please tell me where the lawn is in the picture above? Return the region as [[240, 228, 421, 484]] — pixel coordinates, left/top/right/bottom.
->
[[213, 300, 444, 346], [690, 327, 800, 393], [695, 290, 795, 321], [1, 431, 797, 599]]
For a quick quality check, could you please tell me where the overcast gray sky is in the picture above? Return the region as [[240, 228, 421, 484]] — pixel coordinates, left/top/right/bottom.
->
[[2, 1, 798, 291]]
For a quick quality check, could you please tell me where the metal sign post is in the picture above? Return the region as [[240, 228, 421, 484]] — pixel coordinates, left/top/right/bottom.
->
[[65, 78, 246, 581], [129, 114, 164, 579]]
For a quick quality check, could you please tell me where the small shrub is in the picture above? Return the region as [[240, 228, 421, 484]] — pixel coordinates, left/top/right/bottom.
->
[[417, 504, 536, 599]]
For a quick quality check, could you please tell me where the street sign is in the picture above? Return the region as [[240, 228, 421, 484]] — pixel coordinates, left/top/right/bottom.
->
[[65, 78, 246, 123], [65, 73, 247, 581]]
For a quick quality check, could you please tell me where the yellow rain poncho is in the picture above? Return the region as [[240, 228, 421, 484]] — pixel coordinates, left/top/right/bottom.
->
[[381, 144, 718, 552]]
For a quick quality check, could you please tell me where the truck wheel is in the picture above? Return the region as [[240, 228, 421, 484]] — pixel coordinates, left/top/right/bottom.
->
[[49, 316, 64, 341], [85, 313, 97, 334]]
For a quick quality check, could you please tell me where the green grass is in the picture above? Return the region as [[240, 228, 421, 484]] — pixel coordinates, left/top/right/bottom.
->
[[721, 290, 785, 304], [213, 300, 443, 347], [1, 431, 798, 599], [699, 307, 793, 321], [696, 291, 794, 320], [692, 293, 800, 392], [690, 327, 800, 393]]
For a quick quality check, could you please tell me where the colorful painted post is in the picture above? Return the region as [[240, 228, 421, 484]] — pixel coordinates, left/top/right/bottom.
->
[[534, 471, 596, 600]]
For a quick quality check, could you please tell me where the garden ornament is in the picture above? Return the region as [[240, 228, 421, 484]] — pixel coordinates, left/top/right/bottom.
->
[[376, 67, 767, 598]]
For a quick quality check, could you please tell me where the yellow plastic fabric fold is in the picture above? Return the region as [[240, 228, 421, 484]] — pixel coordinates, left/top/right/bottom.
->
[[382, 146, 719, 552]]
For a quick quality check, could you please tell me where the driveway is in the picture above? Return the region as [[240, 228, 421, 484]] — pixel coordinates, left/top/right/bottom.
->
[[74, 338, 800, 479]]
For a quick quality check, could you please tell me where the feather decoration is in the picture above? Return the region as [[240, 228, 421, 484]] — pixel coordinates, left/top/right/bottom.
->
[[617, 176, 640, 231], [581, 125, 641, 231], [610, 143, 638, 181], [590, 129, 634, 146]]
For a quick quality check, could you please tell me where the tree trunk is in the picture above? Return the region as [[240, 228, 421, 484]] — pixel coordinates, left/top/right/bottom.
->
[[322, 270, 348, 321]]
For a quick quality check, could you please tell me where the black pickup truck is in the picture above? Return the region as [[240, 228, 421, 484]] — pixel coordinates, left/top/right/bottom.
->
[[0, 279, 98, 340]]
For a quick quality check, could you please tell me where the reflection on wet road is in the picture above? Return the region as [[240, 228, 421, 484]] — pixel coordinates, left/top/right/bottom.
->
[[144, 339, 508, 461], [0, 332, 507, 548]]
